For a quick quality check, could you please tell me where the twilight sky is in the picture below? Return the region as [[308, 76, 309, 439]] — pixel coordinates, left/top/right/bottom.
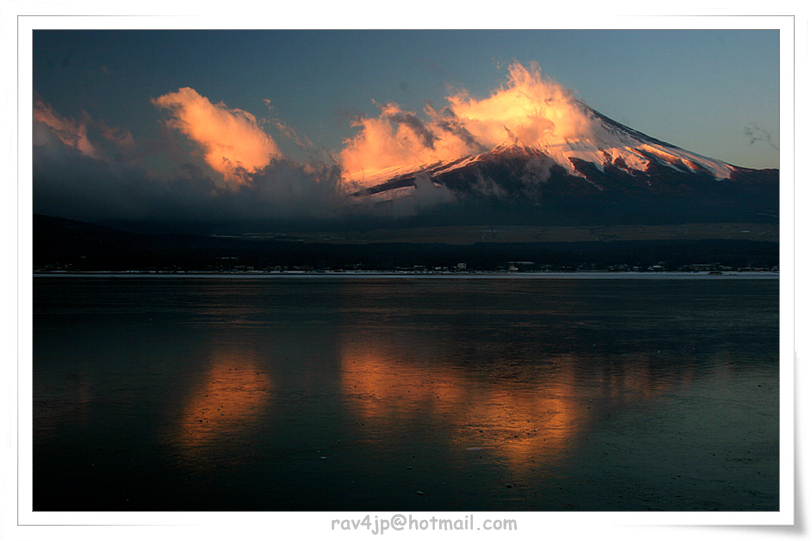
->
[[31, 28, 780, 225]]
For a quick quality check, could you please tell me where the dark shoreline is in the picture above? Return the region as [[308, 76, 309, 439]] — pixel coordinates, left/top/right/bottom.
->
[[35, 214, 779, 274], [32, 271, 779, 278]]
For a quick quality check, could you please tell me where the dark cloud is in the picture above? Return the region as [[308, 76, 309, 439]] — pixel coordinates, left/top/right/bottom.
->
[[33, 132, 168, 223], [436, 119, 489, 154], [385, 111, 437, 150], [33, 135, 350, 225], [744, 122, 779, 151]]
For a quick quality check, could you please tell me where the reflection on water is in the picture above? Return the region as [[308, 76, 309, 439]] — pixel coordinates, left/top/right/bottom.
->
[[170, 347, 273, 465], [340, 336, 580, 472], [339, 336, 685, 474], [32, 276, 780, 511]]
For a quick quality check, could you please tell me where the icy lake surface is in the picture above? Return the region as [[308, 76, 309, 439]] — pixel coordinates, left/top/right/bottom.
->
[[33, 276, 779, 511]]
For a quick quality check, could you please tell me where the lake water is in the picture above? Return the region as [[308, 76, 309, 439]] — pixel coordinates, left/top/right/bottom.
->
[[32, 275, 780, 511]]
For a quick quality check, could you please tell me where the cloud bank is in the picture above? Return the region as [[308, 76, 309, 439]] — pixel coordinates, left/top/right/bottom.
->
[[33, 91, 345, 224], [339, 62, 598, 187], [33, 62, 601, 226]]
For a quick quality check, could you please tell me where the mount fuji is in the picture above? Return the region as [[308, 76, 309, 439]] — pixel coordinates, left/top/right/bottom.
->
[[351, 101, 778, 227], [34, 103, 780, 272]]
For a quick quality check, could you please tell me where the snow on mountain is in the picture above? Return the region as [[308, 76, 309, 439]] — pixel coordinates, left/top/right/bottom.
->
[[578, 103, 735, 180], [352, 100, 741, 203]]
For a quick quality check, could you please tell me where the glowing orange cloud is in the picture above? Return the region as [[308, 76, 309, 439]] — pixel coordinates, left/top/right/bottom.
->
[[339, 103, 474, 187], [33, 95, 99, 159], [446, 62, 595, 148], [34, 95, 138, 162], [338, 62, 598, 188], [152, 87, 281, 187]]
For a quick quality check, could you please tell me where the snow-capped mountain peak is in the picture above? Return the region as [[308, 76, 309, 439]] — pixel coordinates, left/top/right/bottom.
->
[[353, 100, 738, 204]]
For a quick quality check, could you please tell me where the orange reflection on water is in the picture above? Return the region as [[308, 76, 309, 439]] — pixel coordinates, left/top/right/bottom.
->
[[452, 381, 581, 470], [172, 348, 273, 462], [339, 336, 582, 472], [340, 339, 463, 420], [340, 336, 684, 473]]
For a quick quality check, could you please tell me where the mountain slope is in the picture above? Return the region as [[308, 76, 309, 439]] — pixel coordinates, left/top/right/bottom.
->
[[351, 102, 778, 226]]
